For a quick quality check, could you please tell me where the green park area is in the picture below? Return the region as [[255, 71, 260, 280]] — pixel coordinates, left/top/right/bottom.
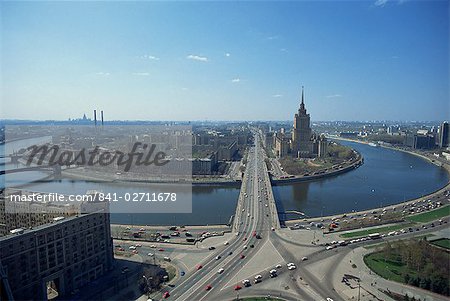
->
[[406, 205, 450, 223], [430, 238, 450, 250], [364, 239, 449, 296]]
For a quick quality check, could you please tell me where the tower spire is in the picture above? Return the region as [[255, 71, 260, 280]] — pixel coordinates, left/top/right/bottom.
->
[[301, 85, 304, 105], [299, 85, 306, 112]]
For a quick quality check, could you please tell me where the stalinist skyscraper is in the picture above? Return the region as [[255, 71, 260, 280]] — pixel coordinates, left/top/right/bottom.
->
[[291, 86, 312, 157]]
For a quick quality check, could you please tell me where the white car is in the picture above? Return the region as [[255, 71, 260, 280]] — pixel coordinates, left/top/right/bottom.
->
[[275, 264, 282, 269], [301, 256, 308, 261], [224, 241, 229, 245], [147, 253, 154, 257], [129, 246, 136, 250], [218, 268, 224, 274], [288, 265, 297, 270], [287, 262, 295, 266]]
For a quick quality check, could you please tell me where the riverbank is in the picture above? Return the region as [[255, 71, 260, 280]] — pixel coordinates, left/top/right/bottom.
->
[[271, 154, 363, 185], [269, 143, 364, 185], [285, 145, 450, 226], [61, 167, 242, 187]]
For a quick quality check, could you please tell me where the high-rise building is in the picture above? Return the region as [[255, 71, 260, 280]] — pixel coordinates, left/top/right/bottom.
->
[[439, 121, 449, 148], [0, 190, 114, 300], [291, 87, 312, 158]]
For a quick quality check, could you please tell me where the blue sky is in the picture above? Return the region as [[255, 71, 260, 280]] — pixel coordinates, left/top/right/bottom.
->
[[1, 0, 448, 121]]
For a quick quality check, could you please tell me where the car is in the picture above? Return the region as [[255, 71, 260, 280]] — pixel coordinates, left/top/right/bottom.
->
[[240, 254, 246, 259], [288, 265, 297, 270], [287, 262, 295, 266], [326, 298, 334, 301], [275, 264, 282, 269], [205, 284, 212, 291], [208, 247, 216, 250], [136, 244, 142, 247], [255, 274, 262, 280], [132, 250, 139, 254], [180, 271, 185, 276], [243, 237, 247, 241], [215, 256, 221, 260], [301, 256, 308, 261], [163, 292, 170, 299], [158, 248, 165, 252], [234, 285, 242, 291], [243, 245, 247, 249], [224, 241, 229, 245], [229, 251, 233, 255], [250, 244, 254, 248], [147, 253, 154, 257], [242, 279, 251, 287], [129, 246, 136, 250], [218, 268, 224, 274], [196, 265, 203, 270], [150, 245, 156, 248]]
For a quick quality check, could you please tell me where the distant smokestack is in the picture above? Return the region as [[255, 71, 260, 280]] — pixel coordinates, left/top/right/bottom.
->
[[101, 110, 104, 126], [94, 110, 97, 126]]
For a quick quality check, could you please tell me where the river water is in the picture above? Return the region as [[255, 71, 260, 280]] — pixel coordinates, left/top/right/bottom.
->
[[1, 138, 448, 225]]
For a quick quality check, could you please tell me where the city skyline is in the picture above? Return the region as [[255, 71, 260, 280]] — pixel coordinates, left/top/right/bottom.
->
[[1, 1, 449, 121]]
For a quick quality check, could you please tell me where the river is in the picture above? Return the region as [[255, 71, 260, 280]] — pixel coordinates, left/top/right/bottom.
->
[[1, 138, 448, 226]]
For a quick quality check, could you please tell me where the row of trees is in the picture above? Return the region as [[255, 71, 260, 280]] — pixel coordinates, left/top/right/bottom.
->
[[378, 238, 449, 296]]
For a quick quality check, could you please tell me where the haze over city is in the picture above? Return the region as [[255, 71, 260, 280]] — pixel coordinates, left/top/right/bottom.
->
[[1, 0, 449, 122]]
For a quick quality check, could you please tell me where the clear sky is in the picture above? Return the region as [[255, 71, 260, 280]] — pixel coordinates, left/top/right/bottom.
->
[[1, 0, 448, 122]]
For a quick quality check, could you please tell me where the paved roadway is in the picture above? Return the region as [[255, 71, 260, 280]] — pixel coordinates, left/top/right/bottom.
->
[[161, 132, 344, 301], [167, 133, 275, 300], [141, 131, 449, 301]]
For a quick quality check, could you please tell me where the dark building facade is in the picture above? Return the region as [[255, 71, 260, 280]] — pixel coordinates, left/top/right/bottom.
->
[[0, 212, 114, 300], [439, 121, 449, 148]]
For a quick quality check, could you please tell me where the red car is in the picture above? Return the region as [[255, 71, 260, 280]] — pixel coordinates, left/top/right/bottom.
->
[[163, 291, 170, 298], [234, 285, 242, 291], [159, 248, 165, 252], [240, 254, 245, 259], [243, 237, 247, 241], [205, 284, 212, 291], [252, 231, 256, 237], [196, 265, 203, 270]]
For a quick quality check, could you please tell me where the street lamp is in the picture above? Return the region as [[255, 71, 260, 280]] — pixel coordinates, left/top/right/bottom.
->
[[142, 275, 152, 296]]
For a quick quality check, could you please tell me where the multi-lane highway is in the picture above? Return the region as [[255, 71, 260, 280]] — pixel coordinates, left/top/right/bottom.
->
[[163, 132, 344, 301], [141, 131, 449, 301], [168, 133, 276, 300]]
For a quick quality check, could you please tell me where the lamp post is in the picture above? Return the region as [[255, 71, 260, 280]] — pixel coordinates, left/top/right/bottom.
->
[[142, 275, 152, 296]]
